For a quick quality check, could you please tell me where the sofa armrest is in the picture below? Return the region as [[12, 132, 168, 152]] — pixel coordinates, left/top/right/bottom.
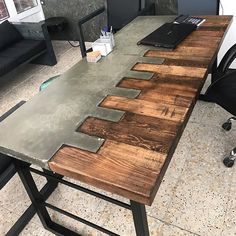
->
[[12, 22, 57, 66]]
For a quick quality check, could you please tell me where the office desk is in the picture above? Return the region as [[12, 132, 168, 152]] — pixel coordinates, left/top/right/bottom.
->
[[0, 15, 232, 235]]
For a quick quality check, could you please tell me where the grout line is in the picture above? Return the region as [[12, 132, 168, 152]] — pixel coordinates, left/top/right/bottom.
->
[[219, 169, 236, 235], [148, 215, 201, 236]]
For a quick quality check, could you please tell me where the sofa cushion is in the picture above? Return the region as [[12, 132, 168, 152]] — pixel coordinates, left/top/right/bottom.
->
[[0, 20, 23, 51], [0, 56, 19, 76], [0, 39, 46, 76]]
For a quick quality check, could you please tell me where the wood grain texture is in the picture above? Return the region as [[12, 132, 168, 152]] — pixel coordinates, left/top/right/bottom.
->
[[118, 76, 200, 107], [100, 95, 188, 122], [49, 140, 166, 205], [132, 63, 207, 77], [49, 16, 232, 205], [178, 39, 220, 48], [79, 114, 178, 153], [144, 46, 216, 61]]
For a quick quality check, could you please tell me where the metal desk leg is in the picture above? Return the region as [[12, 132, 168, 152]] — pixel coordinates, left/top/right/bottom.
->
[[130, 200, 150, 236], [6, 177, 59, 236], [14, 160, 80, 236]]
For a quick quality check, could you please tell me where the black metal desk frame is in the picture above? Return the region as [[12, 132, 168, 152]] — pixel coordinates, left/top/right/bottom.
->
[[5, 170, 59, 236], [14, 160, 150, 236]]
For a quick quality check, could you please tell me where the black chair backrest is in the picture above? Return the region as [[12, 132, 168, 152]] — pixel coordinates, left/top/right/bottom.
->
[[206, 71, 236, 116], [217, 44, 236, 75]]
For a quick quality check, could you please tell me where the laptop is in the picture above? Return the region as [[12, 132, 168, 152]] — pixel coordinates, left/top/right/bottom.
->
[[137, 23, 197, 49]]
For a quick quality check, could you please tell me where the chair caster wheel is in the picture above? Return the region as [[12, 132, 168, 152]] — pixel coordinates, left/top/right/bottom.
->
[[223, 156, 235, 168], [222, 121, 232, 131]]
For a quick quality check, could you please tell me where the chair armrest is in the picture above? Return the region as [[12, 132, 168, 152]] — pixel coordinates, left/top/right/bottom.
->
[[217, 44, 236, 74]]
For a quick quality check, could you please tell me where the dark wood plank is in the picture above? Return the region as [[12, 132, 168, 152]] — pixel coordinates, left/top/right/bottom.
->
[[100, 96, 189, 122], [190, 30, 224, 37], [144, 46, 216, 61], [49, 140, 167, 205], [178, 38, 220, 48], [132, 63, 207, 78], [118, 77, 198, 107], [79, 114, 179, 153], [163, 58, 209, 68]]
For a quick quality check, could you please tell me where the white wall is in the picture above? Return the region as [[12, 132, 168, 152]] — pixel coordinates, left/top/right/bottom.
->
[[218, 0, 236, 68], [1, 0, 45, 23]]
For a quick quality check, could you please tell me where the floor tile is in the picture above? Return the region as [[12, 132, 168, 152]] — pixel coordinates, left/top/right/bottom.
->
[[164, 159, 232, 236], [45, 199, 107, 235], [45, 182, 107, 229], [52, 40, 73, 59], [220, 169, 236, 236], [189, 101, 216, 124], [19, 221, 55, 236], [0, 207, 25, 235], [100, 203, 197, 236], [159, 221, 199, 236], [0, 64, 44, 98], [0, 174, 34, 216], [182, 121, 232, 165], [0, 172, 46, 219]]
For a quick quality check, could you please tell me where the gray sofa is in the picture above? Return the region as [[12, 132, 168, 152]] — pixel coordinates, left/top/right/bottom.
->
[[0, 20, 57, 77]]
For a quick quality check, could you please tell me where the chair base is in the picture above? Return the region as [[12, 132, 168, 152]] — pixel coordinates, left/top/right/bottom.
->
[[223, 147, 236, 168], [222, 117, 236, 131]]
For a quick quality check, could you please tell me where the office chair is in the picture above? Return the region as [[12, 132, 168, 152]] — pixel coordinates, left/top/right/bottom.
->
[[0, 101, 59, 235], [199, 44, 236, 167]]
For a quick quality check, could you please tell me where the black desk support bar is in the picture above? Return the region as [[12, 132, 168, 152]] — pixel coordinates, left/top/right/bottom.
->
[[77, 4, 154, 58], [78, 7, 106, 58], [30, 167, 131, 210]]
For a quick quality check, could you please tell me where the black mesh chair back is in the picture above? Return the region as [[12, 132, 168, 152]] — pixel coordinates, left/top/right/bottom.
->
[[205, 71, 236, 116], [200, 43, 236, 167]]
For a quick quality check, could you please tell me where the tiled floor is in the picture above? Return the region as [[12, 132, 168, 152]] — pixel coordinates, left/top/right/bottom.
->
[[0, 41, 236, 236]]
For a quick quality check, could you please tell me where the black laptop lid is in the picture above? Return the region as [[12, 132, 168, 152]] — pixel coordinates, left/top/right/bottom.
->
[[137, 23, 197, 49]]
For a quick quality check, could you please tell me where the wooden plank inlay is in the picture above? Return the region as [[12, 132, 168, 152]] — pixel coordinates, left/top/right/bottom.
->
[[132, 63, 207, 78], [163, 58, 209, 68], [49, 140, 166, 205], [118, 77, 198, 107], [100, 96, 188, 122], [79, 113, 180, 153]]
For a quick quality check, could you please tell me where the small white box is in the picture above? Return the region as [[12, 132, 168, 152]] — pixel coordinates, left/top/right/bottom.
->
[[92, 39, 112, 56], [106, 32, 115, 47], [86, 51, 101, 63]]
